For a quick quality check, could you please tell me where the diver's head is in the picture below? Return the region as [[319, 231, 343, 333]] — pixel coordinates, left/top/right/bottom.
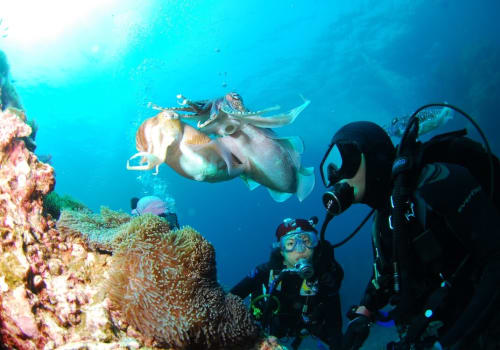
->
[[320, 121, 395, 210], [274, 217, 318, 269]]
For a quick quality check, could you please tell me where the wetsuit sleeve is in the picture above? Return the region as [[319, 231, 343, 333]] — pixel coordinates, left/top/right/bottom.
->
[[230, 265, 267, 299], [416, 163, 500, 347]]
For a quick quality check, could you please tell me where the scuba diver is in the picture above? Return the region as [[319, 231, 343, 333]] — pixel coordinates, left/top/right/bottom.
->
[[131, 195, 180, 229], [319, 115, 500, 349], [230, 217, 344, 350]]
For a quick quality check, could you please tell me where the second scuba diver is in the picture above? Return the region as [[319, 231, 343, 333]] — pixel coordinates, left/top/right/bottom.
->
[[230, 217, 344, 350]]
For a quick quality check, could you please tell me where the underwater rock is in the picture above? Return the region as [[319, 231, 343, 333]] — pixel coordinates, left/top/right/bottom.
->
[[0, 107, 283, 349], [0, 107, 54, 235]]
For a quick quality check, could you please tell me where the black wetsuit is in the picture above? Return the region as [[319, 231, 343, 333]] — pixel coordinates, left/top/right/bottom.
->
[[231, 241, 344, 350], [362, 162, 500, 349]]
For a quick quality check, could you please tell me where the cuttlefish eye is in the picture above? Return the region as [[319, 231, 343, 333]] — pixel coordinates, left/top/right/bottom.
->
[[228, 92, 242, 100], [224, 92, 245, 111]]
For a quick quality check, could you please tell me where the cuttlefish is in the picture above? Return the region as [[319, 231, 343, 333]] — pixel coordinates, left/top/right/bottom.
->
[[217, 123, 315, 202], [126, 110, 243, 181], [127, 107, 315, 202], [151, 92, 310, 137]]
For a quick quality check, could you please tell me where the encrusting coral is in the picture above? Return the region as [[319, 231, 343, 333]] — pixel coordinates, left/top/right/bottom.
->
[[0, 107, 283, 350], [0, 107, 54, 235], [0, 108, 109, 349]]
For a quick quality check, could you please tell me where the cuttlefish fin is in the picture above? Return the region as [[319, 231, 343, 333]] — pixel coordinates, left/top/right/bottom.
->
[[127, 152, 163, 175], [267, 188, 293, 203], [240, 174, 261, 190], [296, 166, 315, 202], [233, 99, 310, 128]]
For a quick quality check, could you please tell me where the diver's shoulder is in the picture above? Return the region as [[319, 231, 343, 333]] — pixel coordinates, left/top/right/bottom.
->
[[416, 162, 473, 188]]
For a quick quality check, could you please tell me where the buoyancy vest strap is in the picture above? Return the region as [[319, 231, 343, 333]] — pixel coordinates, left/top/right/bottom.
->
[[389, 114, 421, 319]]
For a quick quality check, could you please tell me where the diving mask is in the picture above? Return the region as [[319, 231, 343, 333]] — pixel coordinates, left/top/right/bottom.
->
[[320, 142, 362, 187], [279, 231, 318, 253]]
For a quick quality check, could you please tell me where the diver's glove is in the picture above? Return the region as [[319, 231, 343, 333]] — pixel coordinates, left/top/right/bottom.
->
[[342, 307, 371, 350]]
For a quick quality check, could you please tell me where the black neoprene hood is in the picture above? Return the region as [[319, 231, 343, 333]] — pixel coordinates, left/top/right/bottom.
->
[[331, 121, 396, 209]]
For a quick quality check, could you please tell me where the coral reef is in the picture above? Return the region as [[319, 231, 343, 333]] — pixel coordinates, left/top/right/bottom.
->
[[42, 192, 89, 220], [0, 108, 281, 349]]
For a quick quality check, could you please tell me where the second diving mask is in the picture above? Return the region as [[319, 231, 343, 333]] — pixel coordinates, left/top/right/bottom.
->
[[280, 231, 318, 253]]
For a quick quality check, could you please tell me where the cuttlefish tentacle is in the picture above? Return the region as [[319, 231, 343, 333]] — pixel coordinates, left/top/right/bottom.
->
[[176, 94, 210, 115], [224, 100, 311, 129], [220, 104, 281, 117], [148, 102, 193, 114], [127, 152, 163, 175]]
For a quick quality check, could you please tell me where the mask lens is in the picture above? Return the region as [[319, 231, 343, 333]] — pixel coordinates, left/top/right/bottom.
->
[[281, 232, 318, 252], [321, 144, 343, 186], [321, 142, 362, 187]]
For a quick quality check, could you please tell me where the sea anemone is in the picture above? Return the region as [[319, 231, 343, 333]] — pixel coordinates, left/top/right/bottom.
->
[[56, 207, 132, 251], [106, 215, 259, 349]]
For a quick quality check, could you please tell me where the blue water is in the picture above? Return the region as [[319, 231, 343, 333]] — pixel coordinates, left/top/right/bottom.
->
[[2, 0, 500, 341]]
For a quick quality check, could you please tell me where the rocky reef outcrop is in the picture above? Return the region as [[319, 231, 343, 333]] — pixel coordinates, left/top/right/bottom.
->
[[0, 108, 284, 350]]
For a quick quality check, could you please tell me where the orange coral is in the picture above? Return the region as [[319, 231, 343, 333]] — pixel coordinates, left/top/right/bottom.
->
[[106, 215, 259, 349]]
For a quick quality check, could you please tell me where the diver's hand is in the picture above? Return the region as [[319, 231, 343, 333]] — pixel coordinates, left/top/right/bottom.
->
[[342, 314, 371, 350]]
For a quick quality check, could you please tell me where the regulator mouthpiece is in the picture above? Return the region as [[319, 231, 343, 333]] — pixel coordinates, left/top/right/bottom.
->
[[322, 182, 355, 216], [295, 258, 314, 280]]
